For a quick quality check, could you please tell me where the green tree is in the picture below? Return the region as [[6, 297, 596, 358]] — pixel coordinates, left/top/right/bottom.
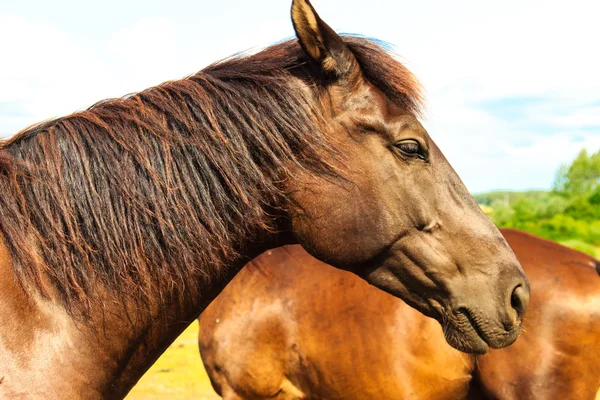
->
[[479, 147, 600, 256], [553, 149, 600, 197]]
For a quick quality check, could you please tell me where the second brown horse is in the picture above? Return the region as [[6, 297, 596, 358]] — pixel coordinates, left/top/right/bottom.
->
[[199, 229, 600, 399]]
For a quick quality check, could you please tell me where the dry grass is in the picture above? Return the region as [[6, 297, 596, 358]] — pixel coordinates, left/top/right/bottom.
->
[[126, 320, 220, 400]]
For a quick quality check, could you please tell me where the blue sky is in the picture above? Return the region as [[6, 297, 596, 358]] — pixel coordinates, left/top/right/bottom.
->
[[1, 0, 599, 193]]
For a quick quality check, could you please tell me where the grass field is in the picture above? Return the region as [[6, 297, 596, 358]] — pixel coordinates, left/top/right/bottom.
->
[[126, 320, 219, 400]]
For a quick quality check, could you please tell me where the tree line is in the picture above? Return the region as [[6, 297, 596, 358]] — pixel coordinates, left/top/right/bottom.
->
[[474, 149, 600, 257]]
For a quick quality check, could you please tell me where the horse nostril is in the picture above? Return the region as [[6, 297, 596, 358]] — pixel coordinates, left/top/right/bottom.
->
[[511, 287, 521, 309], [510, 284, 529, 321]]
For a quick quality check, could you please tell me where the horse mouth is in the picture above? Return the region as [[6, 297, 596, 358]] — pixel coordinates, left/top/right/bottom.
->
[[438, 311, 488, 354], [444, 307, 521, 354], [425, 300, 490, 354], [457, 308, 491, 352], [425, 298, 521, 354]]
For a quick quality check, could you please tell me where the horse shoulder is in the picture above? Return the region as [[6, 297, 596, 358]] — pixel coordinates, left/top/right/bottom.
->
[[199, 263, 301, 399]]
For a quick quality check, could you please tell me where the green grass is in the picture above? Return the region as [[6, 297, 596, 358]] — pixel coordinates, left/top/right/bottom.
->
[[126, 320, 219, 400], [559, 239, 600, 258]]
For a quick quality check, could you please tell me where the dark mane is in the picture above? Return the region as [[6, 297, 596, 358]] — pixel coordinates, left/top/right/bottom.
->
[[0, 36, 423, 315]]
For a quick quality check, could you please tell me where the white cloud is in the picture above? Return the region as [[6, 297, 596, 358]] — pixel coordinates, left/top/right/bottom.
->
[[106, 17, 186, 91], [0, 16, 114, 133], [0, 12, 291, 137], [535, 106, 600, 129], [426, 95, 600, 192]]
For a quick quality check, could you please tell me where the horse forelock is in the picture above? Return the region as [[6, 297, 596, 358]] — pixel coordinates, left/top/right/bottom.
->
[[0, 36, 423, 316]]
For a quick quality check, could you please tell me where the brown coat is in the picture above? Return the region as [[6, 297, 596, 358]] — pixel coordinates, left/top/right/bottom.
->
[[199, 229, 600, 399]]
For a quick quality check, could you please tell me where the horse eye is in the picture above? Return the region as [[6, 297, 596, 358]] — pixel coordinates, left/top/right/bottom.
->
[[396, 140, 421, 156]]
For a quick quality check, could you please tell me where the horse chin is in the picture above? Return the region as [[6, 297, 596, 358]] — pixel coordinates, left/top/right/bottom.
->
[[443, 323, 490, 355]]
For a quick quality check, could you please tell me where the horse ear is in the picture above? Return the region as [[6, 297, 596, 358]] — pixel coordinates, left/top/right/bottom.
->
[[291, 0, 359, 79]]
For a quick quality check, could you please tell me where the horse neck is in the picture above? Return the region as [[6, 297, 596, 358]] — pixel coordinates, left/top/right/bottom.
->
[[0, 230, 287, 399], [106, 236, 287, 397]]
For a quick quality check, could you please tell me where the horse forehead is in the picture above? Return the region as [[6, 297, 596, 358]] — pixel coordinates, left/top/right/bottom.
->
[[344, 91, 421, 129], [322, 80, 381, 113], [323, 84, 423, 134], [348, 85, 389, 114]]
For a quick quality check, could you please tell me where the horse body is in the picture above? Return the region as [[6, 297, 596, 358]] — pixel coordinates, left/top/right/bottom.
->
[[199, 229, 600, 400], [199, 245, 473, 400], [475, 229, 600, 399], [0, 1, 528, 397]]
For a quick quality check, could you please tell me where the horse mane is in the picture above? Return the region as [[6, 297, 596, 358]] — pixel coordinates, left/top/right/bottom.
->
[[0, 36, 423, 315]]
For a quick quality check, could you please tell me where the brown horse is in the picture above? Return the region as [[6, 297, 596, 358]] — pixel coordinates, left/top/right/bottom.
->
[[199, 229, 600, 400], [0, 1, 528, 398]]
